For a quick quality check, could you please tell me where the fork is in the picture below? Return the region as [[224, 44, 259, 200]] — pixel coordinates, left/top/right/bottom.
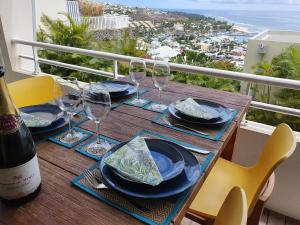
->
[[83, 169, 107, 189], [83, 169, 150, 212], [161, 117, 209, 136]]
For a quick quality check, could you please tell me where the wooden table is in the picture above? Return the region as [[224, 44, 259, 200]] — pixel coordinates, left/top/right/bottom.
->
[[0, 78, 251, 225]]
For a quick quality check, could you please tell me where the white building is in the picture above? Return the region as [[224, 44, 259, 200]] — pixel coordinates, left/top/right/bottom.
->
[[242, 30, 300, 94], [244, 30, 300, 73], [149, 46, 180, 61]]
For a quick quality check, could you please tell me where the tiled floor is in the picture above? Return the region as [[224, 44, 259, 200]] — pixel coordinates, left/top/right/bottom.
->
[[181, 209, 300, 225]]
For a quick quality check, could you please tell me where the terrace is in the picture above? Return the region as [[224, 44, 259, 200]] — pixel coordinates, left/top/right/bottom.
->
[[0, 0, 300, 225]]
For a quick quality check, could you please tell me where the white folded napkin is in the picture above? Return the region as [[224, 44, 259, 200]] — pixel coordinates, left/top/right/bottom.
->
[[21, 112, 53, 128], [175, 98, 214, 120], [104, 136, 163, 186]]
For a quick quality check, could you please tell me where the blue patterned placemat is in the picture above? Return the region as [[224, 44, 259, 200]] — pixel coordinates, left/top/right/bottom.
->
[[48, 127, 93, 148], [71, 130, 215, 225], [72, 163, 191, 225], [75, 135, 120, 161], [112, 88, 149, 109], [142, 101, 168, 113], [152, 109, 238, 141]]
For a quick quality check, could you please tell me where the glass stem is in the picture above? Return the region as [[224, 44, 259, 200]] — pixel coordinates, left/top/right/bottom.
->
[[95, 120, 101, 144], [67, 112, 73, 134], [136, 83, 140, 99], [158, 88, 162, 104]]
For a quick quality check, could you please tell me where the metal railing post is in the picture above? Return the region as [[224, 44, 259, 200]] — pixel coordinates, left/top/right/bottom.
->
[[31, 0, 41, 75], [113, 60, 118, 79], [32, 46, 41, 75], [241, 82, 252, 126]]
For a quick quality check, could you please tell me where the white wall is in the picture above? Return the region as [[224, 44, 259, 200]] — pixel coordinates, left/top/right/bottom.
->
[[0, 0, 67, 83], [35, 0, 66, 28], [0, 0, 35, 80], [233, 122, 300, 220]]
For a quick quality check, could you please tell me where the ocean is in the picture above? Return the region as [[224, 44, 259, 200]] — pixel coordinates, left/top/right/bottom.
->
[[169, 9, 300, 33]]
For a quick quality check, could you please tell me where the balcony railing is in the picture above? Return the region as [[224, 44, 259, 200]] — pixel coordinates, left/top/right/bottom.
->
[[12, 38, 300, 119], [88, 15, 130, 31]]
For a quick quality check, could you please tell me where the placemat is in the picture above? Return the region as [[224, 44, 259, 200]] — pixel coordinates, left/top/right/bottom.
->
[[71, 130, 215, 225], [48, 127, 93, 148], [142, 101, 168, 113], [72, 163, 191, 225], [111, 88, 149, 109], [75, 135, 120, 160], [152, 109, 238, 141]]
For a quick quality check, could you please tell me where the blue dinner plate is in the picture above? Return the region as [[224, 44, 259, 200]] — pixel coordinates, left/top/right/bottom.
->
[[111, 139, 185, 182], [102, 80, 137, 98], [174, 99, 226, 120], [101, 80, 131, 93], [20, 104, 68, 136], [168, 101, 232, 126], [99, 139, 201, 199]]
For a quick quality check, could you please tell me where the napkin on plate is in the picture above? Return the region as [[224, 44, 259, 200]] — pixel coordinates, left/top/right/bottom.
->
[[175, 97, 214, 120], [104, 136, 163, 186], [21, 112, 54, 128]]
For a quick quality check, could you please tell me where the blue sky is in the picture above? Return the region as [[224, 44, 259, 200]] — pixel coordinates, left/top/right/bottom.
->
[[98, 0, 300, 10]]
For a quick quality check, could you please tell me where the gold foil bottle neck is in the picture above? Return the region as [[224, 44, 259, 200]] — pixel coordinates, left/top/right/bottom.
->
[[0, 75, 19, 116]]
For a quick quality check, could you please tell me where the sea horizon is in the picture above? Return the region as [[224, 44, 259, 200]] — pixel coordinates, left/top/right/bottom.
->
[[97, 0, 300, 33], [164, 8, 300, 33]]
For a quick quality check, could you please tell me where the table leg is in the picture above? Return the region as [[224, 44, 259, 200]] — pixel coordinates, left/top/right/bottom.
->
[[220, 127, 238, 161]]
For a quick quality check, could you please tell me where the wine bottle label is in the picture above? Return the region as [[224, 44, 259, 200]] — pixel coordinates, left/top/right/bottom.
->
[[0, 155, 41, 200], [0, 115, 21, 135]]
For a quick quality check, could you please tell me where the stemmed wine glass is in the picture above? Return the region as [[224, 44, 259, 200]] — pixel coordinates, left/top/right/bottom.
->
[[151, 61, 171, 111], [55, 77, 83, 143], [129, 59, 146, 104], [83, 83, 111, 155]]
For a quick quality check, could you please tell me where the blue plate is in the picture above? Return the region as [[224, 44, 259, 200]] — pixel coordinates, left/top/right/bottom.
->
[[168, 101, 232, 126], [20, 104, 68, 136], [102, 81, 137, 99], [99, 139, 201, 199], [175, 99, 226, 120], [111, 139, 185, 182]]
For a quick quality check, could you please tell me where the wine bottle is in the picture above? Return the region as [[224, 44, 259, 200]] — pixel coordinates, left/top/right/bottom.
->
[[0, 66, 41, 206]]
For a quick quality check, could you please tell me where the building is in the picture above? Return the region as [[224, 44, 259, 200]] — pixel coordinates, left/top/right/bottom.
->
[[242, 30, 300, 94], [244, 30, 300, 73], [149, 46, 180, 61]]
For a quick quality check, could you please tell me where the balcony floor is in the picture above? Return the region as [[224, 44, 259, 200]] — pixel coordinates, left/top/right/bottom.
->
[[181, 209, 300, 225]]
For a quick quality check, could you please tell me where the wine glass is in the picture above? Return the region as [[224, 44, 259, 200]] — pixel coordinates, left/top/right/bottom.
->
[[55, 77, 83, 143], [129, 59, 146, 104], [151, 61, 171, 111], [84, 83, 111, 154]]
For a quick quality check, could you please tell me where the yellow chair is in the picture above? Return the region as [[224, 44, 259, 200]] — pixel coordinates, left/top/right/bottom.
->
[[188, 123, 296, 223], [8, 75, 60, 108], [214, 187, 247, 225]]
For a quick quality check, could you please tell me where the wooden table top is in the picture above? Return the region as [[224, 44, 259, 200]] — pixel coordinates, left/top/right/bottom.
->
[[0, 78, 251, 225]]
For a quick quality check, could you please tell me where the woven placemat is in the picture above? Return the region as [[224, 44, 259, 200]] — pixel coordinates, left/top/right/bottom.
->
[[48, 127, 93, 148], [72, 130, 215, 225], [72, 163, 191, 225], [152, 109, 238, 141], [75, 135, 120, 160], [111, 88, 149, 109]]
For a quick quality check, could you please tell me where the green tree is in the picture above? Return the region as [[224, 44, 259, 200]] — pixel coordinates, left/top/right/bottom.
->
[[37, 14, 145, 81], [170, 50, 240, 92], [38, 13, 111, 82], [247, 46, 300, 131]]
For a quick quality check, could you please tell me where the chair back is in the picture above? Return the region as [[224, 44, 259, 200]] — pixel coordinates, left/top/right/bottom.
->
[[249, 123, 296, 212], [8, 75, 60, 108], [214, 187, 247, 225]]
